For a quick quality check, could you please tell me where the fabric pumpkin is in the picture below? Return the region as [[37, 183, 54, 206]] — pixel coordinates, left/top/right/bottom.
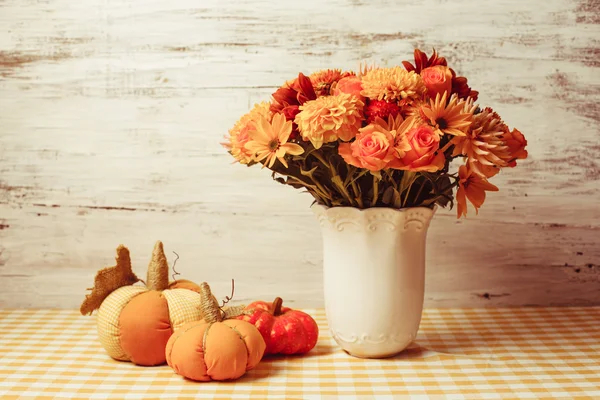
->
[[80, 241, 203, 366], [166, 282, 266, 381], [239, 297, 319, 355]]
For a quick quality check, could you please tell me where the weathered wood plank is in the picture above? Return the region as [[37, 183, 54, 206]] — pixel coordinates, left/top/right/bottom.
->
[[0, 0, 599, 308], [0, 204, 598, 308]]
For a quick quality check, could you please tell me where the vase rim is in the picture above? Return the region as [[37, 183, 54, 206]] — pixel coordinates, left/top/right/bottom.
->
[[311, 203, 438, 214]]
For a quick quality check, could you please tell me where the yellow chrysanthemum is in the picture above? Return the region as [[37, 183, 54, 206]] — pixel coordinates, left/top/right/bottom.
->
[[451, 107, 511, 176], [294, 93, 364, 149], [360, 66, 426, 102], [223, 102, 272, 164]]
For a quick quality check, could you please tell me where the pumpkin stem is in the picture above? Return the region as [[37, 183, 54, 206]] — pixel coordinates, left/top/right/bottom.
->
[[271, 297, 284, 316], [199, 282, 248, 323], [199, 282, 223, 323], [146, 241, 169, 291]]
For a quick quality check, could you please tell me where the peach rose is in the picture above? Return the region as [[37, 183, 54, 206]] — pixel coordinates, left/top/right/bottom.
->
[[333, 76, 364, 99], [389, 124, 445, 172], [420, 65, 452, 99], [502, 128, 528, 167], [338, 124, 395, 172]]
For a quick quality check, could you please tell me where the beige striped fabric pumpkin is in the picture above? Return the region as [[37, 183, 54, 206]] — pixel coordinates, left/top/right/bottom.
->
[[81, 241, 203, 366]]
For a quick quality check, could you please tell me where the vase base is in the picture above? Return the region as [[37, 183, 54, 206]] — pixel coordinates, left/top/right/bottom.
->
[[342, 347, 410, 359]]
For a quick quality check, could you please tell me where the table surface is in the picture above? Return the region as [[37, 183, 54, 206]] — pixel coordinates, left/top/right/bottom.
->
[[1, 307, 599, 399]]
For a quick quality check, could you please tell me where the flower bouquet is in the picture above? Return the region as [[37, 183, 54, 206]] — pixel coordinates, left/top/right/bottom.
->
[[223, 48, 528, 358], [223, 48, 527, 218]]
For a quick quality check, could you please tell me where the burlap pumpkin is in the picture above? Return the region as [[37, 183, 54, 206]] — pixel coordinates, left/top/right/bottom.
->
[[80, 241, 203, 366]]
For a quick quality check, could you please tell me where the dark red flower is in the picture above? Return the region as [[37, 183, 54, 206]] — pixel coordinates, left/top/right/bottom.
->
[[402, 49, 447, 74], [270, 73, 317, 114], [451, 71, 479, 101], [281, 105, 301, 140], [403, 48, 478, 101], [365, 100, 401, 124]]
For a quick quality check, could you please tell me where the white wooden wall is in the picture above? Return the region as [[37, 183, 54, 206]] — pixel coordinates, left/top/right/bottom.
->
[[0, 0, 599, 309]]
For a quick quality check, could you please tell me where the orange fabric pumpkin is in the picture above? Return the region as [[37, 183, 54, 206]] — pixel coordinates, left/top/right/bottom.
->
[[166, 282, 266, 381], [239, 297, 319, 355], [81, 241, 203, 366]]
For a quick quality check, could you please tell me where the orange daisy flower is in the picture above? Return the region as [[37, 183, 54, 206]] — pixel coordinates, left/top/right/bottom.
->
[[245, 113, 304, 169], [421, 92, 473, 136], [456, 165, 499, 218]]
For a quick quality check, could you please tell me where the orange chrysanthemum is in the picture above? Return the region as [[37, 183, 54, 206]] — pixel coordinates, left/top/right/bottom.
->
[[456, 165, 499, 218], [421, 92, 473, 136], [294, 93, 364, 149], [360, 66, 426, 102], [451, 107, 511, 177], [223, 102, 272, 164], [245, 113, 304, 169], [309, 69, 352, 96]]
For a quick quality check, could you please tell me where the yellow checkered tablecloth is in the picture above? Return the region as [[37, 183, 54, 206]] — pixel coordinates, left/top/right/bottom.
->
[[0, 308, 598, 399]]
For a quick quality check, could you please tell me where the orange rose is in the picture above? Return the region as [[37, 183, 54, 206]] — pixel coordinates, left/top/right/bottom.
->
[[420, 65, 452, 99], [333, 76, 364, 100], [502, 128, 528, 167], [338, 124, 395, 172], [389, 124, 445, 172]]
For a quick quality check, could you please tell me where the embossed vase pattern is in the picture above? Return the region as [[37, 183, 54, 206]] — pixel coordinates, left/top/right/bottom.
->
[[311, 205, 436, 358]]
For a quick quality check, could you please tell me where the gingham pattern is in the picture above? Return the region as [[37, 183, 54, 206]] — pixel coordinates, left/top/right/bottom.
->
[[96, 285, 147, 361], [1, 308, 598, 399], [162, 288, 203, 331]]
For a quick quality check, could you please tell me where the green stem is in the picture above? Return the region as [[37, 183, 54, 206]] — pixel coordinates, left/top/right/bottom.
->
[[287, 176, 330, 202], [372, 175, 379, 206], [337, 181, 355, 206], [312, 148, 356, 206], [401, 176, 417, 208], [413, 179, 428, 206], [311, 151, 330, 169], [351, 180, 363, 208]]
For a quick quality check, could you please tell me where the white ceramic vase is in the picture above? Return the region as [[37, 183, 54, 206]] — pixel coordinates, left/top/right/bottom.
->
[[311, 204, 436, 358]]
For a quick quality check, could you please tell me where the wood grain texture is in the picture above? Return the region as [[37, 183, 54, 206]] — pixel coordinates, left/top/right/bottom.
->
[[0, 0, 599, 308]]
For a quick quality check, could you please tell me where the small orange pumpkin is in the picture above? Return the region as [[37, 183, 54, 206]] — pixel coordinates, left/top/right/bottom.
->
[[81, 241, 203, 366], [166, 282, 266, 381]]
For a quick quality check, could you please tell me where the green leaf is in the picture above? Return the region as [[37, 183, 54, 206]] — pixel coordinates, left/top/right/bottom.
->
[[370, 170, 382, 180], [381, 186, 402, 208], [348, 169, 369, 186], [392, 188, 402, 208], [299, 166, 319, 179], [382, 187, 394, 205]]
